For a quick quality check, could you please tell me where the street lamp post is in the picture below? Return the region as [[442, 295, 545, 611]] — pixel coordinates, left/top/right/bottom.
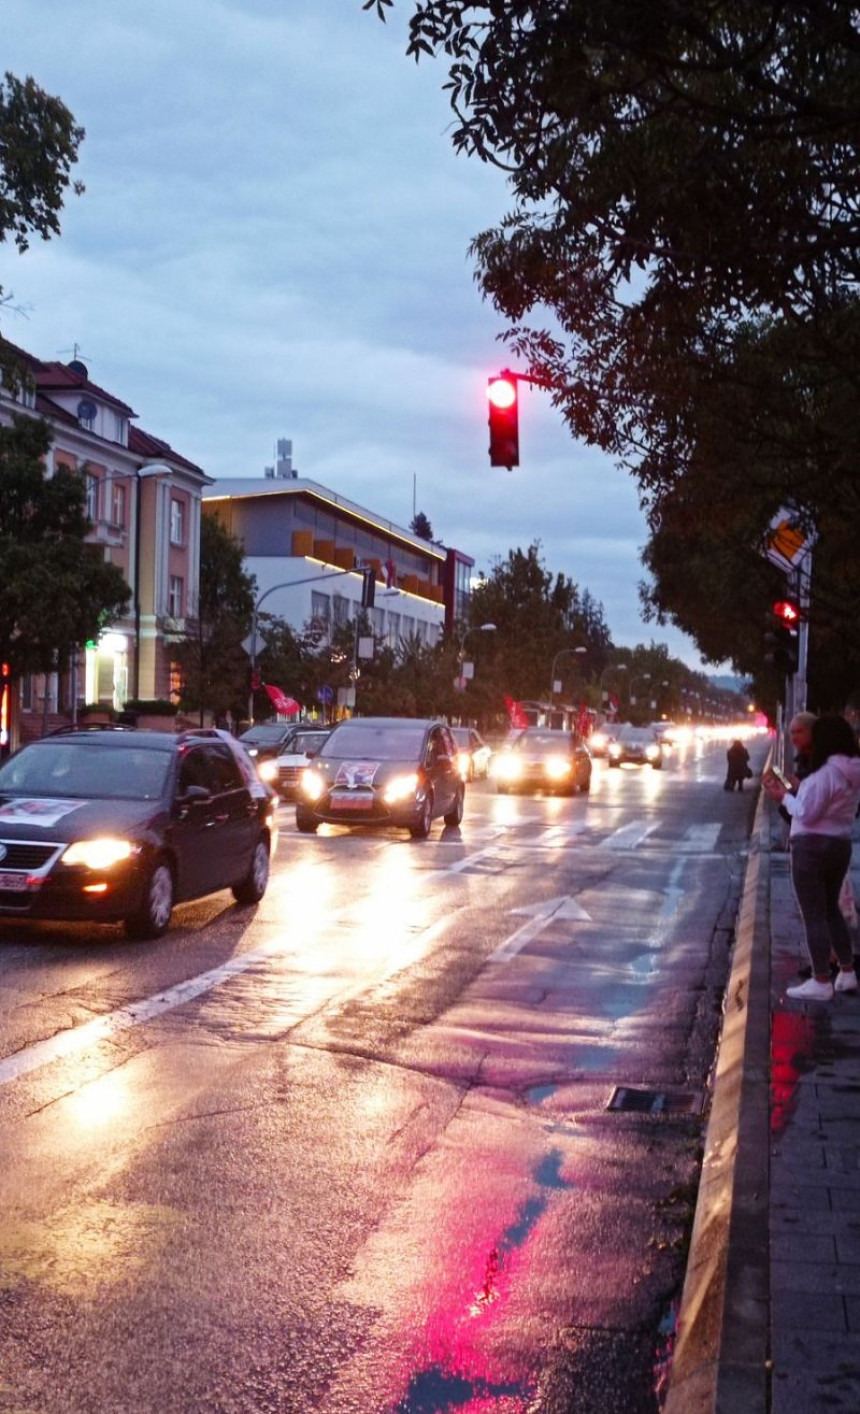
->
[[599, 662, 627, 717], [247, 565, 377, 723], [549, 646, 587, 700], [457, 622, 497, 687], [628, 673, 652, 710]]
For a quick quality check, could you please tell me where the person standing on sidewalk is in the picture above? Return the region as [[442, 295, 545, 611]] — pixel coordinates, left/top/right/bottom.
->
[[763, 714, 860, 1001]]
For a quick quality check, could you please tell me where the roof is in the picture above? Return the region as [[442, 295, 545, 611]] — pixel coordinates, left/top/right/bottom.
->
[[205, 476, 447, 561]]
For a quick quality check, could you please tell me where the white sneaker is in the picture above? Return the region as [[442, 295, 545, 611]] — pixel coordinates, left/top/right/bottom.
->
[[786, 977, 834, 1001], [835, 970, 858, 994]]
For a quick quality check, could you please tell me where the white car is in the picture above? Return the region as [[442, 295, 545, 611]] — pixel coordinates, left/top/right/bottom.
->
[[258, 727, 332, 798]]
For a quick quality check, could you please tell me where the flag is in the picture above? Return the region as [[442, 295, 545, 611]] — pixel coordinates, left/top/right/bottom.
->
[[263, 684, 300, 716], [504, 695, 530, 729]]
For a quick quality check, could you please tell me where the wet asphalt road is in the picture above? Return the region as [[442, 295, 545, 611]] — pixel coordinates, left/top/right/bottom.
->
[[0, 735, 766, 1414]]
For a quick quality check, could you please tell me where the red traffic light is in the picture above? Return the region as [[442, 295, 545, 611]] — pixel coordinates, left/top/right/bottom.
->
[[773, 600, 802, 624], [487, 373, 519, 469]]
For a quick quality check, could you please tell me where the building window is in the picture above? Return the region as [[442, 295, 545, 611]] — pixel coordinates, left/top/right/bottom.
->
[[170, 498, 186, 545], [111, 481, 126, 528], [168, 575, 184, 619], [387, 612, 401, 646], [332, 594, 350, 629], [311, 592, 331, 630], [85, 473, 99, 521]]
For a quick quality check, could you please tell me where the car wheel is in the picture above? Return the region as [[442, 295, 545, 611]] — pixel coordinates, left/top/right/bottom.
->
[[651, 760, 663, 770], [232, 836, 270, 904], [125, 856, 174, 940], [409, 793, 433, 839], [296, 813, 319, 834], [444, 785, 464, 827], [608, 760, 620, 769]]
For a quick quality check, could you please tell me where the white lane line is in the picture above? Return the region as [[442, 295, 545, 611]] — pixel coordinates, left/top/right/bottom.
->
[[676, 823, 722, 852], [0, 940, 286, 1088], [488, 895, 591, 964], [601, 820, 660, 850]]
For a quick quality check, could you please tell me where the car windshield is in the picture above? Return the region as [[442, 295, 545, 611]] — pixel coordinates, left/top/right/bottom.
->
[[289, 732, 330, 755], [321, 723, 427, 761], [241, 724, 289, 746], [618, 728, 654, 742], [0, 743, 171, 800], [451, 729, 474, 746], [513, 732, 569, 754]]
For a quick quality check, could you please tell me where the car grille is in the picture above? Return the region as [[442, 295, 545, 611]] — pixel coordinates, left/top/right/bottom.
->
[[0, 840, 62, 871], [277, 765, 305, 790]]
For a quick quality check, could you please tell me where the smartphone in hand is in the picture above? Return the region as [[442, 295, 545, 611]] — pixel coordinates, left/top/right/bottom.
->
[[770, 766, 793, 791]]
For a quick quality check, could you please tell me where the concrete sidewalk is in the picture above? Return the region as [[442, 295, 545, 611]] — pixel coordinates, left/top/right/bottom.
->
[[665, 789, 860, 1413]]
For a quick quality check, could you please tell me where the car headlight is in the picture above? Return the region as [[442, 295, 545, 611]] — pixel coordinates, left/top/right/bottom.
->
[[608, 742, 622, 758], [544, 755, 572, 780], [645, 745, 659, 760], [456, 754, 471, 780], [257, 758, 278, 783], [62, 838, 135, 870], [383, 772, 420, 804], [300, 769, 326, 802], [591, 732, 607, 751], [494, 755, 523, 781]]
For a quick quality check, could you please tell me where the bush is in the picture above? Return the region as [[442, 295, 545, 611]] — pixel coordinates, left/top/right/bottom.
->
[[122, 699, 179, 716]]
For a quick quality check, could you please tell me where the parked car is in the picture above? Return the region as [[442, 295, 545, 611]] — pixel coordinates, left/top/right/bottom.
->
[[0, 727, 278, 938], [451, 726, 492, 781], [238, 721, 304, 765], [295, 717, 464, 837], [607, 726, 664, 769], [493, 728, 592, 795], [265, 726, 332, 797]]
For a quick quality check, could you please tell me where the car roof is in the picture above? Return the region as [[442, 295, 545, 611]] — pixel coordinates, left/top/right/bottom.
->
[[37, 727, 238, 753], [331, 717, 445, 729]]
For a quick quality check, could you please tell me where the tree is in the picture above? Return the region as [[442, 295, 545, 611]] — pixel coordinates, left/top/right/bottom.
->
[[410, 510, 434, 540], [173, 515, 256, 723], [1, 70, 84, 349], [370, 2, 860, 668], [468, 542, 611, 703], [0, 415, 130, 691]]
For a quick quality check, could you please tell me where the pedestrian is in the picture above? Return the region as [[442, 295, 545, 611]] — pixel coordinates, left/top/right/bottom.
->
[[763, 714, 860, 1000], [724, 738, 751, 791], [777, 710, 817, 836]]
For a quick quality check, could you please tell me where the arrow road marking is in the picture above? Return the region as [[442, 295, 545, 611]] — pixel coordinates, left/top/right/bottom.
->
[[488, 894, 592, 965]]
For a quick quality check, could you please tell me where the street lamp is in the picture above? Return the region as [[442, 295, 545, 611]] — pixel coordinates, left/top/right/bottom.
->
[[458, 622, 497, 686], [629, 673, 651, 707], [599, 662, 627, 716], [550, 646, 587, 699]]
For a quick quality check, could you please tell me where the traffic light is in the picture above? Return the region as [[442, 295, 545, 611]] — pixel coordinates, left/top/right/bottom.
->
[[487, 372, 519, 469], [360, 565, 375, 610], [764, 600, 800, 674]]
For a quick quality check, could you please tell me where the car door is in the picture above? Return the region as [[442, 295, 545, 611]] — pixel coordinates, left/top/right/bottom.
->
[[172, 746, 225, 899], [428, 725, 459, 816], [202, 741, 259, 886]]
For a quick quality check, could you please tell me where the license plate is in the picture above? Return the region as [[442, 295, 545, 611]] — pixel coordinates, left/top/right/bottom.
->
[[330, 791, 374, 812], [0, 872, 30, 891]]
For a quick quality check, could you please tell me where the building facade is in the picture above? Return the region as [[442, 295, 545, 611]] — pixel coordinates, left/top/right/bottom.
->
[[204, 473, 474, 654], [0, 342, 211, 746]]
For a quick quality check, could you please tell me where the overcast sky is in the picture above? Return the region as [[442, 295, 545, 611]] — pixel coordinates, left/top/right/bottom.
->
[[3, 0, 715, 669]]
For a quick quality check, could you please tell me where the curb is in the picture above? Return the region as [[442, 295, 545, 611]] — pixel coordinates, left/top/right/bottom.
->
[[663, 787, 771, 1414]]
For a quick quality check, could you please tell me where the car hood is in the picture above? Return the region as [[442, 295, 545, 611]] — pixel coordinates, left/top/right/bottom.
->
[[0, 793, 162, 841], [312, 757, 420, 788]]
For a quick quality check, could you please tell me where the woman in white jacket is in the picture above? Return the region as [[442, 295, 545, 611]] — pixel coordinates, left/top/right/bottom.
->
[[764, 714, 860, 1001]]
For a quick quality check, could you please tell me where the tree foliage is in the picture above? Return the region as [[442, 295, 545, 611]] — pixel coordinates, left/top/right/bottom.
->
[[410, 510, 434, 540], [173, 515, 256, 722], [0, 416, 130, 679], [369, 1, 860, 691]]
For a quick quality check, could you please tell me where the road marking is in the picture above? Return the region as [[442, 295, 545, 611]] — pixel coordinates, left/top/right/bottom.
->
[[676, 823, 722, 852], [601, 820, 659, 850], [488, 895, 592, 964], [0, 940, 290, 1088]]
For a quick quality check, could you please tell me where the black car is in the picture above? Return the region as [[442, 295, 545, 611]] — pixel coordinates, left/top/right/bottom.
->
[[493, 728, 592, 795], [0, 727, 278, 939], [238, 721, 306, 765], [607, 726, 664, 769], [295, 717, 464, 838]]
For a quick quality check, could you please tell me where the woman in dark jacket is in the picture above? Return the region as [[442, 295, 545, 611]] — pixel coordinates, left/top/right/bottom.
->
[[724, 739, 751, 791]]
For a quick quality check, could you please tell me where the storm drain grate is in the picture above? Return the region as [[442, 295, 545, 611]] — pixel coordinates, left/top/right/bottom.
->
[[607, 1086, 704, 1116]]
